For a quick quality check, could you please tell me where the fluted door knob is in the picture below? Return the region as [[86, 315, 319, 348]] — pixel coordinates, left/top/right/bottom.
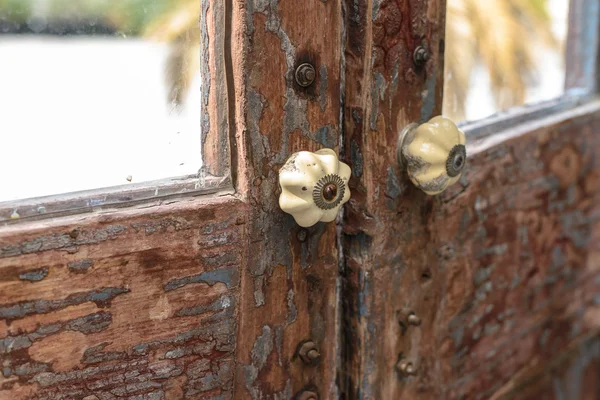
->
[[398, 116, 467, 195], [279, 149, 351, 227]]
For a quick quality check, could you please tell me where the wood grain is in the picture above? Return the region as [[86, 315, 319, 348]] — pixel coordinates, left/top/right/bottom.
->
[[231, 0, 344, 397], [341, 0, 600, 398], [341, 0, 447, 397], [343, 42, 600, 398], [0, 196, 245, 399]]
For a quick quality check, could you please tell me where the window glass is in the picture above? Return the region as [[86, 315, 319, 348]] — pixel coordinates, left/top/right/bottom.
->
[[0, 0, 202, 202], [443, 0, 570, 122]]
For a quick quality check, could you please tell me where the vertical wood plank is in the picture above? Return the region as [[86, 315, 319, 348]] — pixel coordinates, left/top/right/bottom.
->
[[230, 0, 344, 398], [565, 0, 600, 92], [202, 0, 232, 179], [341, 0, 447, 398]]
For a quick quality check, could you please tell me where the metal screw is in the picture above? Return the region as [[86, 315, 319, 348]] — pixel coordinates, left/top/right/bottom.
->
[[295, 63, 316, 87], [298, 341, 320, 364], [397, 361, 418, 376], [296, 390, 318, 400], [297, 229, 308, 242], [408, 313, 421, 326], [413, 46, 429, 66], [322, 183, 338, 201]]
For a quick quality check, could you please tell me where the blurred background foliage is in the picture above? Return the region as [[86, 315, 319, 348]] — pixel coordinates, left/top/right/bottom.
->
[[0, 0, 562, 117], [444, 0, 561, 120], [0, 0, 200, 107], [0, 0, 184, 35]]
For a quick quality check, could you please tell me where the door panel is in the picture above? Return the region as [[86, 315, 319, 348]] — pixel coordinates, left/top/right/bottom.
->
[[0, 196, 245, 399], [1, 0, 599, 399], [435, 103, 600, 399], [341, 0, 600, 399]]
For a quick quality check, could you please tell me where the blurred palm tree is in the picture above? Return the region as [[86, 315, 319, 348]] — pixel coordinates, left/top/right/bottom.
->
[[142, 0, 201, 109], [0, 0, 200, 108], [443, 0, 559, 121]]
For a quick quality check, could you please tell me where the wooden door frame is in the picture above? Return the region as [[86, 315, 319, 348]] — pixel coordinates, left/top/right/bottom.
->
[[1, 0, 599, 399], [1, 0, 344, 399]]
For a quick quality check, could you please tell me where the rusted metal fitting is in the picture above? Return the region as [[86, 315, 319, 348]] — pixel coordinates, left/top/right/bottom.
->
[[296, 390, 319, 400], [397, 360, 418, 376], [413, 46, 429, 66], [295, 63, 316, 87], [407, 313, 422, 326], [297, 229, 308, 242], [298, 340, 320, 364]]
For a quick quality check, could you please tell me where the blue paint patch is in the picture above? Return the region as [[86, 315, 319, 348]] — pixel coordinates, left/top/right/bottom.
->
[[164, 266, 237, 292], [314, 125, 336, 148], [67, 259, 94, 273], [175, 295, 233, 317], [386, 166, 401, 199], [351, 140, 364, 178], [420, 69, 438, 122], [0, 287, 129, 321], [19, 267, 49, 282]]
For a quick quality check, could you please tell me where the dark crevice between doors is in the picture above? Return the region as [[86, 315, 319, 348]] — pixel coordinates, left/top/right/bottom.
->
[[224, 0, 239, 191]]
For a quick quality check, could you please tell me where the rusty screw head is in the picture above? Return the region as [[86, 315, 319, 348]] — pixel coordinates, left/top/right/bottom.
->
[[413, 46, 429, 66], [397, 361, 418, 376], [295, 63, 316, 87], [298, 341, 320, 364], [296, 390, 318, 400], [407, 313, 421, 326], [322, 183, 338, 201]]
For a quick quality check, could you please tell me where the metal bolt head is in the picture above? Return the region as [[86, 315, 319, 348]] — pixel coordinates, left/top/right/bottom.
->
[[397, 361, 418, 376], [296, 390, 318, 400], [307, 349, 320, 361], [413, 46, 429, 66], [295, 63, 316, 87], [408, 313, 421, 326], [298, 340, 320, 364], [322, 183, 338, 201]]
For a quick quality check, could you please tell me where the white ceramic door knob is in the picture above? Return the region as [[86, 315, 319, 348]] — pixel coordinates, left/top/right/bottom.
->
[[398, 116, 467, 195], [279, 149, 351, 227]]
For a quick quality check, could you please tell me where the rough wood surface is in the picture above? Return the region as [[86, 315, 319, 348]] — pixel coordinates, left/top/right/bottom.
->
[[343, 52, 600, 399], [341, 0, 447, 397], [0, 196, 245, 399], [231, 0, 344, 397], [491, 333, 600, 400], [202, 0, 231, 179]]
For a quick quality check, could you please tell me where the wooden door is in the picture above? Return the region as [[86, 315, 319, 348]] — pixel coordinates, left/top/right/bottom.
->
[[340, 0, 600, 399], [1, 1, 599, 400], [0, 0, 342, 398]]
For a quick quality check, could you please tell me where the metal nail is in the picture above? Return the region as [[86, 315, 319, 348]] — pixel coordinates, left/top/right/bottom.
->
[[295, 63, 316, 87], [398, 361, 418, 376], [298, 340, 320, 364], [296, 390, 318, 400], [408, 313, 421, 326], [413, 46, 429, 66]]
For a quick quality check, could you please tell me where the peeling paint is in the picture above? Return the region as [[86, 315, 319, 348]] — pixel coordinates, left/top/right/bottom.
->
[[163, 266, 238, 292], [18, 267, 49, 282]]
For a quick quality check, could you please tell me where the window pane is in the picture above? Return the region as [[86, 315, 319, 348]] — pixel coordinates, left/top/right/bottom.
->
[[443, 0, 570, 122], [0, 0, 203, 203]]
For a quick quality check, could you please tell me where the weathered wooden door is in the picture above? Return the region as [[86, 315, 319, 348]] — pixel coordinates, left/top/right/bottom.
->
[[1, 0, 599, 399]]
